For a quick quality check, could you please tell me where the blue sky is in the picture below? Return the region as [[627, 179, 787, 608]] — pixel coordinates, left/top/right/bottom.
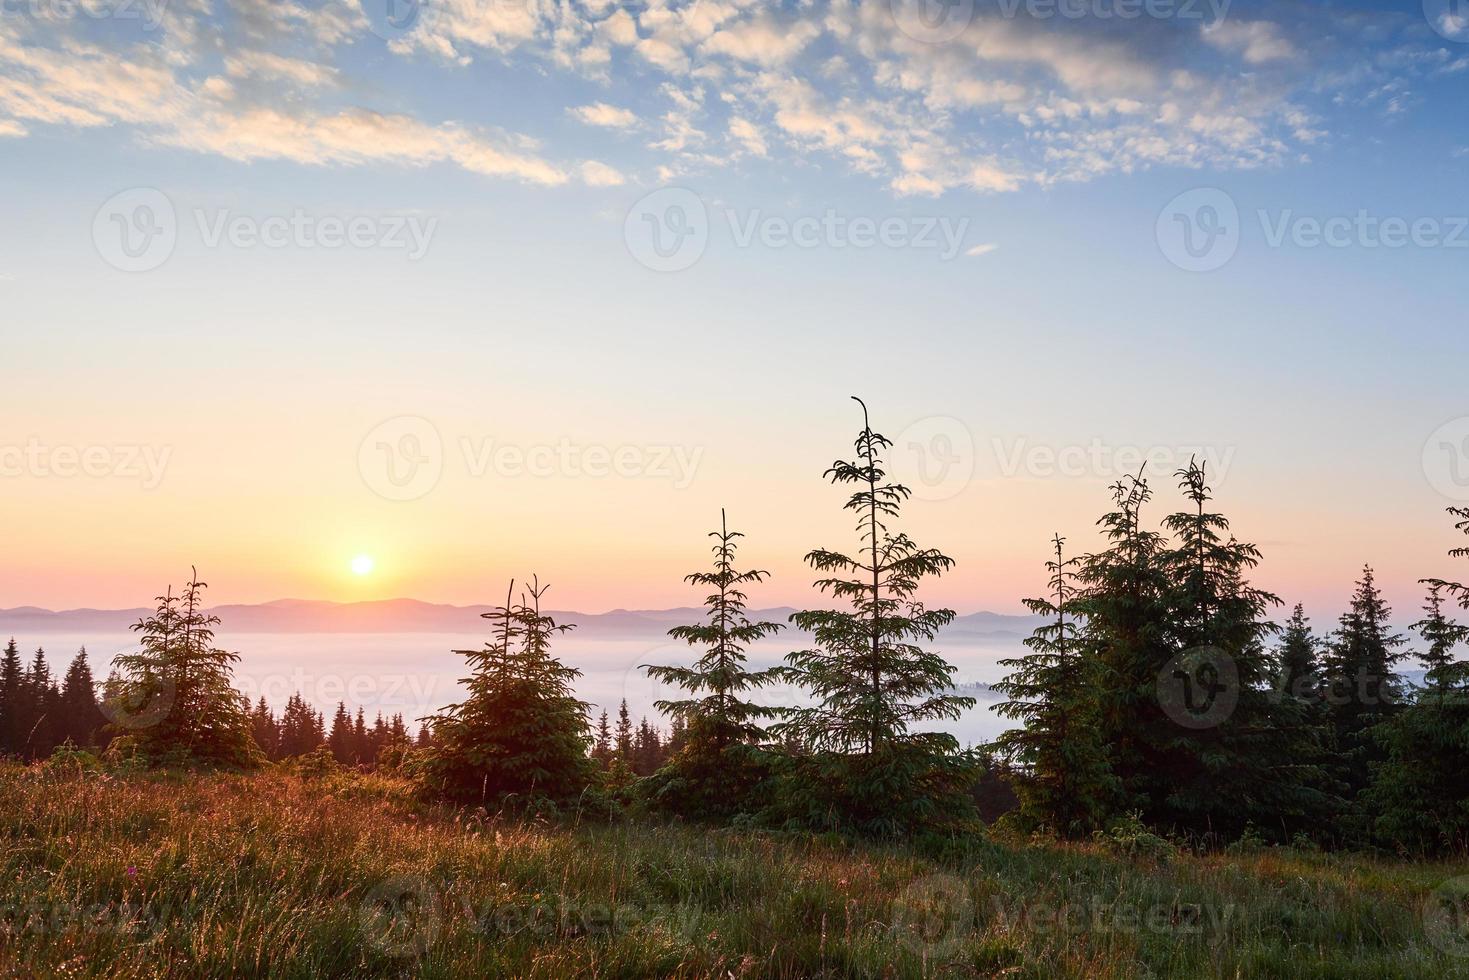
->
[[2, 0, 1469, 618]]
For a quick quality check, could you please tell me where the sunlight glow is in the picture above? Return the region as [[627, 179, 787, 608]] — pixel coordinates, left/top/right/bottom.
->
[[350, 554, 375, 577]]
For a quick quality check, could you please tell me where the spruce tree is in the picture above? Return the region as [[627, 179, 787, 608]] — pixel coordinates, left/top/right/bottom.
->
[[1323, 565, 1406, 806], [993, 534, 1116, 837], [591, 710, 613, 769], [774, 397, 976, 836], [420, 578, 593, 805], [1075, 470, 1173, 823], [1156, 459, 1329, 839], [0, 639, 21, 755], [110, 570, 259, 767], [1369, 514, 1469, 853], [328, 702, 354, 762], [59, 649, 105, 749], [643, 510, 786, 818]]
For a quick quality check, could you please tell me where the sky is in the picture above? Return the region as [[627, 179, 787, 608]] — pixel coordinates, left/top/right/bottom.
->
[[2, 0, 1468, 626]]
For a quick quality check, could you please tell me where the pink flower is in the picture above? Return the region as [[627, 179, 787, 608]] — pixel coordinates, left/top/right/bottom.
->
[[126, 866, 138, 878]]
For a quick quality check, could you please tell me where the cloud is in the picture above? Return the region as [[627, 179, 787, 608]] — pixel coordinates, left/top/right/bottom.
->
[[0, 118, 24, 137], [965, 243, 998, 257], [1202, 20, 1299, 65], [728, 116, 766, 156], [224, 51, 338, 88], [569, 102, 638, 128], [579, 159, 625, 186]]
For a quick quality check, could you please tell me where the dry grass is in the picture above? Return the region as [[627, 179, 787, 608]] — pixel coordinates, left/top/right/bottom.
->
[[1, 762, 1465, 978]]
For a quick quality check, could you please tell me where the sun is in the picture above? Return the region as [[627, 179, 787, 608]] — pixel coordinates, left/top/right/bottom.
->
[[350, 554, 375, 577]]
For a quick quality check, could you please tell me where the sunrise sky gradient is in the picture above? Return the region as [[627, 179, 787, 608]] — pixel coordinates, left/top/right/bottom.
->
[[3, 0, 1468, 623]]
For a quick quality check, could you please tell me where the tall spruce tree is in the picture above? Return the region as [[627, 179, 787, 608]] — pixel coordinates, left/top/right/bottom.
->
[[774, 397, 976, 836], [1156, 459, 1330, 839], [420, 578, 593, 805], [643, 510, 786, 818], [1323, 565, 1406, 807], [0, 639, 21, 755], [1369, 513, 1469, 853], [993, 534, 1116, 837], [109, 569, 259, 767], [1076, 470, 1174, 823], [59, 649, 105, 749]]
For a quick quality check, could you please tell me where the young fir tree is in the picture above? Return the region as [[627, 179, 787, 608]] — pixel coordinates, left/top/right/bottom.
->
[[58, 649, 105, 749], [0, 638, 22, 755], [643, 510, 786, 819], [591, 710, 613, 769], [773, 398, 977, 836], [1277, 605, 1324, 702], [110, 570, 259, 767], [1156, 459, 1333, 839], [993, 534, 1116, 837], [1075, 470, 1174, 824], [1323, 565, 1406, 809], [1368, 515, 1469, 854], [420, 578, 593, 805]]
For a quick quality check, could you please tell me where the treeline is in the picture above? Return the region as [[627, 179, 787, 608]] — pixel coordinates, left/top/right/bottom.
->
[[17, 398, 1469, 854], [990, 465, 1469, 855], [0, 642, 106, 759]]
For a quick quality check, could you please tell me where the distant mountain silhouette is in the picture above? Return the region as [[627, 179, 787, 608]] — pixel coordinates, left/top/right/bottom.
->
[[0, 599, 1046, 637]]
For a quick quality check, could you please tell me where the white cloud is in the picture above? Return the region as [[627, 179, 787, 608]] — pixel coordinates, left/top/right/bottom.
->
[[580, 159, 624, 186], [569, 102, 638, 128], [965, 243, 998, 257], [1202, 21, 1298, 65]]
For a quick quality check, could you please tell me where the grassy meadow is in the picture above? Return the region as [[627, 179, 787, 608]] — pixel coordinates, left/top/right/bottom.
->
[[1, 762, 1466, 979]]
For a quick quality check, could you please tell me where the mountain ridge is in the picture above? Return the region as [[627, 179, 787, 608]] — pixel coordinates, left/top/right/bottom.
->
[[0, 598, 1043, 637]]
